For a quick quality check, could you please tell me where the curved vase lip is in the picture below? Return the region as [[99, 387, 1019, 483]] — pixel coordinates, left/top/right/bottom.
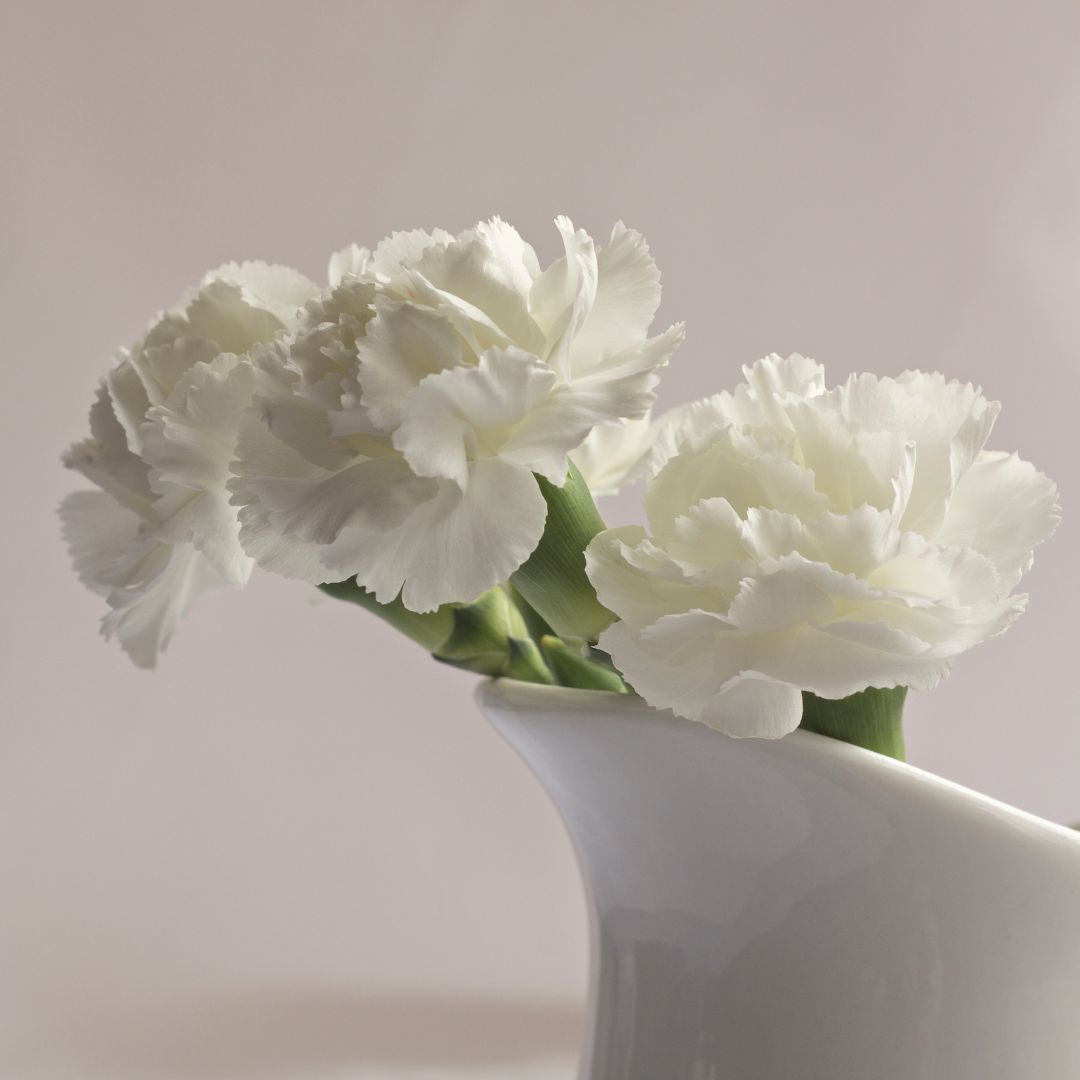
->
[[477, 678, 1080, 838]]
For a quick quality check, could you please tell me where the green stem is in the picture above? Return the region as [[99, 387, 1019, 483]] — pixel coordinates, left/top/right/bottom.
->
[[432, 588, 553, 684], [510, 462, 613, 642], [540, 635, 630, 693], [318, 579, 454, 653], [799, 687, 907, 760]]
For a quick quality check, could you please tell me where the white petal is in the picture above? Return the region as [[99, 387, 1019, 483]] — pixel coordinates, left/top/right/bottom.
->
[[565, 322, 684, 421], [724, 569, 834, 634], [937, 450, 1061, 590], [645, 395, 728, 475], [105, 355, 153, 453], [867, 532, 1001, 607], [327, 243, 371, 286], [570, 414, 654, 498], [355, 298, 464, 431], [741, 352, 825, 409], [569, 221, 662, 362], [412, 222, 541, 348], [740, 505, 902, 578], [234, 378, 431, 552], [834, 370, 1000, 536], [370, 227, 454, 283], [60, 491, 143, 597], [760, 620, 955, 697], [586, 526, 726, 628], [497, 382, 610, 484], [182, 280, 287, 354], [528, 216, 598, 379], [694, 676, 805, 739], [60, 491, 227, 669], [139, 354, 259, 584], [701, 353, 826, 432], [645, 432, 828, 543], [392, 348, 563, 487], [599, 616, 729, 720], [228, 403, 342, 584], [292, 279, 377, 388], [100, 538, 228, 669], [601, 614, 804, 737], [665, 497, 749, 573], [202, 260, 320, 314], [786, 398, 914, 513], [458, 217, 542, 294], [325, 458, 547, 611], [63, 384, 155, 515], [133, 334, 221, 408]]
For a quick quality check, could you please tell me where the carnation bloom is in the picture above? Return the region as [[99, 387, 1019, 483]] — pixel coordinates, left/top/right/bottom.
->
[[230, 217, 683, 611], [586, 354, 1060, 738], [61, 262, 318, 666]]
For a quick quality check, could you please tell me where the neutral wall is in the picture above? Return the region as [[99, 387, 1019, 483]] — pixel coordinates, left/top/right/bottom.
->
[[3, 1, 1079, 1074]]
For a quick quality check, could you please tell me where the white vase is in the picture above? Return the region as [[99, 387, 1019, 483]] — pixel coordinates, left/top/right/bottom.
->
[[478, 680, 1080, 1080]]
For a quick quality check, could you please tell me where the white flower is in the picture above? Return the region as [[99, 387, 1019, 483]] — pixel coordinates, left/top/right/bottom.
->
[[62, 262, 317, 666], [586, 353, 1060, 738], [230, 217, 683, 611]]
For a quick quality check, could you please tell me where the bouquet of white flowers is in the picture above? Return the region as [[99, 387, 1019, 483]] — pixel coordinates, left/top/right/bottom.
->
[[61, 217, 1059, 758]]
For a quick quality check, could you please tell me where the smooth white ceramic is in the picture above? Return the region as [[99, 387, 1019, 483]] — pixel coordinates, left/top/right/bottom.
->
[[479, 680, 1080, 1080]]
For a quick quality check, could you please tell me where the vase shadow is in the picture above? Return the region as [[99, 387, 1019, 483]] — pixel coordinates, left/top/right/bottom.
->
[[8, 988, 582, 1078]]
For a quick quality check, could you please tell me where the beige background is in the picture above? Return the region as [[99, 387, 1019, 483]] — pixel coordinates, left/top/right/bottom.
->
[[3, 1, 1080, 1076]]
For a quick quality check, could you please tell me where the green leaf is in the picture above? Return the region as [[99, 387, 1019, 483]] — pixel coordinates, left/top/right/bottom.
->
[[510, 462, 613, 642], [799, 686, 907, 760], [540, 635, 630, 693]]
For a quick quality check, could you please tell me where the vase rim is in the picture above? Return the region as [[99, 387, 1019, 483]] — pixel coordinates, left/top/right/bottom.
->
[[478, 678, 1080, 839]]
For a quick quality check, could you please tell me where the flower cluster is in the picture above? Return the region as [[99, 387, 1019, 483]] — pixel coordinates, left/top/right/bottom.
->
[[586, 354, 1060, 737], [63, 218, 682, 666], [61, 217, 1060, 754]]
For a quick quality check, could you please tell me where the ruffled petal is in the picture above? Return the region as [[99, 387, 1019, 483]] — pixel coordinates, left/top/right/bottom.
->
[[755, 620, 955, 697], [202, 261, 320, 322], [586, 526, 728, 628], [370, 227, 453, 284], [62, 383, 155, 515], [600, 614, 804, 737], [393, 348, 572, 486], [327, 243, 371, 287], [569, 221, 662, 363], [528, 216, 598, 379], [937, 450, 1061, 590], [564, 322, 684, 422], [228, 402, 342, 584], [324, 458, 548, 611], [105, 355, 154, 454], [60, 490, 228, 669], [412, 221, 541, 349], [355, 298, 464, 432], [645, 431, 828, 543], [139, 354, 261, 585], [569, 414, 655, 497]]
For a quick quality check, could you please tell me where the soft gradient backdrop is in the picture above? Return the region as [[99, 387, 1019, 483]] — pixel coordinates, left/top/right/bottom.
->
[[3, 1, 1079, 1076]]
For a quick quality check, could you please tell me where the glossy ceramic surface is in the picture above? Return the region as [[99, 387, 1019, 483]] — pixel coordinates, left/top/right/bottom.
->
[[479, 681, 1080, 1080]]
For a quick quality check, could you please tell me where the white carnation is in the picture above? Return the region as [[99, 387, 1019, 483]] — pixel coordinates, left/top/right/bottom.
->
[[230, 217, 683, 612], [586, 353, 1060, 738], [62, 262, 318, 667]]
